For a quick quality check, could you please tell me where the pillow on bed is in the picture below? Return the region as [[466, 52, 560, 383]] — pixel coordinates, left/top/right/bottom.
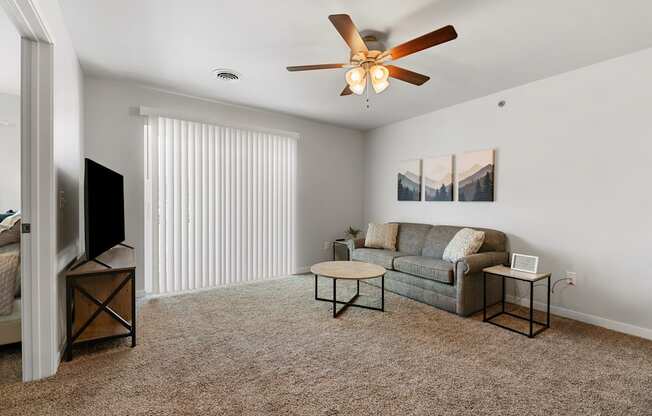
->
[[0, 214, 21, 248], [0, 251, 20, 315], [0, 210, 16, 222]]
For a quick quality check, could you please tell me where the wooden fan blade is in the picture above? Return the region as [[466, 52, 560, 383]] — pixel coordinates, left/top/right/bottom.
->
[[386, 65, 430, 85], [340, 85, 353, 96], [387, 25, 457, 61], [328, 14, 368, 53], [286, 64, 347, 72]]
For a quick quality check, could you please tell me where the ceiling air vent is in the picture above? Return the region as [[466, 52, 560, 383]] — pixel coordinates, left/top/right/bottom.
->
[[212, 68, 241, 83]]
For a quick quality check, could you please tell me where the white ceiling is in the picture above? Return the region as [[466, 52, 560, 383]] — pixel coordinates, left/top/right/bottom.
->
[[0, 9, 20, 96], [59, 0, 652, 130]]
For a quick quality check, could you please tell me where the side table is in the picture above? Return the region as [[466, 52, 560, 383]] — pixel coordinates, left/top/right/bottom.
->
[[332, 239, 350, 261], [482, 265, 551, 338]]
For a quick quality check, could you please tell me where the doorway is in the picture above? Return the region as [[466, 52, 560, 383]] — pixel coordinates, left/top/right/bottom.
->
[[1, 0, 57, 382], [0, 6, 22, 384]]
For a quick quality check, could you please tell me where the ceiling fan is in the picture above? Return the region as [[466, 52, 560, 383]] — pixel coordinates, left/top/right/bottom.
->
[[287, 14, 457, 96]]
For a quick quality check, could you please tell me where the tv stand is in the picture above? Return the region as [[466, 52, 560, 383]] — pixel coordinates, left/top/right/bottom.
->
[[70, 241, 134, 271], [64, 244, 136, 361], [70, 257, 111, 270]]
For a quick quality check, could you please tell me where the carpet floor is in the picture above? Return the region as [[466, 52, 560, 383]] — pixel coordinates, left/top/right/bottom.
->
[[1, 275, 651, 415]]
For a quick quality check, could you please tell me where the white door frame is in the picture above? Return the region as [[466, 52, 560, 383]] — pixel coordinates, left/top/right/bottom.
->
[[1, 0, 57, 381]]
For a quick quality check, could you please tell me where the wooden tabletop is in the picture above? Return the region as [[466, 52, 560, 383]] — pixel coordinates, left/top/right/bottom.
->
[[67, 245, 136, 277], [310, 261, 386, 280], [483, 265, 551, 282]]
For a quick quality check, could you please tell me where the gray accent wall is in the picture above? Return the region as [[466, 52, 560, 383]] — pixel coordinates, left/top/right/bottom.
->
[[363, 48, 652, 338]]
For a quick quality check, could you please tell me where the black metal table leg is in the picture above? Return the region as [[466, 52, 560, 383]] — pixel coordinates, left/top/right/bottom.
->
[[332, 278, 337, 318], [314, 274, 385, 317], [501, 275, 505, 313], [381, 274, 385, 312], [546, 275, 551, 327], [482, 272, 487, 322], [131, 271, 136, 347], [65, 279, 73, 362], [529, 281, 534, 338]]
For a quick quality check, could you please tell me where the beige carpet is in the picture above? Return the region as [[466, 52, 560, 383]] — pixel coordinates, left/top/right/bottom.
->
[[1, 275, 651, 415]]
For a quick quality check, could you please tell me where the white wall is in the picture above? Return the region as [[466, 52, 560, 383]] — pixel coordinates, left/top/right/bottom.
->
[[364, 48, 652, 338], [83, 76, 365, 292], [0, 93, 20, 212], [32, 0, 84, 360]]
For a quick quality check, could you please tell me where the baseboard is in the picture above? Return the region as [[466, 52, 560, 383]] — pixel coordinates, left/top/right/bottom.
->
[[136, 290, 146, 299], [294, 266, 310, 274], [505, 295, 652, 341], [144, 274, 296, 299]]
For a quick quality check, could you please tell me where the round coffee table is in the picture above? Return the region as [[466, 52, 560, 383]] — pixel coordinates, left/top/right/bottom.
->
[[310, 261, 386, 318]]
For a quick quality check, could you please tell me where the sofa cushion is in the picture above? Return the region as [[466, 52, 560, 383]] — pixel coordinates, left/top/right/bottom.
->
[[394, 223, 432, 255], [394, 256, 455, 285], [422, 225, 506, 258], [351, 248, 408, 270]]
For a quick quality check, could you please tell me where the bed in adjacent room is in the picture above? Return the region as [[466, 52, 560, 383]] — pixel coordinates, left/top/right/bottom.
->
[[0, 211, 21, 346]]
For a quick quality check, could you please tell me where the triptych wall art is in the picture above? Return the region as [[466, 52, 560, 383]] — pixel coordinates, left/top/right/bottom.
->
[[397, 149, 494, 202]]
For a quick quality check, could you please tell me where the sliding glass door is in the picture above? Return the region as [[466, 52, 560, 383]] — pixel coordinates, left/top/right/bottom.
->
[[144, 116, 297, 294]]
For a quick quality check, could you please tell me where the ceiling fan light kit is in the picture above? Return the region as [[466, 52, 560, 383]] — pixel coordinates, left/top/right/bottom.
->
[[345, 66, 368, 95], [286, 14, 457, 98], [370, 64, 390, 93]]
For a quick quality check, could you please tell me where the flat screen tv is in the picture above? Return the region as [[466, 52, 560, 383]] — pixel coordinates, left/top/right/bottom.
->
[[84, 158, 126, 260]]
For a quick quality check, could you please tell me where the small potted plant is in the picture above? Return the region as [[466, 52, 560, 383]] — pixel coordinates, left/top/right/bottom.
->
[[344, 226, 361, 240]]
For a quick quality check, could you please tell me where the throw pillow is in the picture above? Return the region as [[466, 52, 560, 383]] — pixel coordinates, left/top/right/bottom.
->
[[0, 251, 20, 315], [442, 228, 485, 262], [0, 220, 20, 247], [365, 223, 399, 251], [0, 210, 16, 222]]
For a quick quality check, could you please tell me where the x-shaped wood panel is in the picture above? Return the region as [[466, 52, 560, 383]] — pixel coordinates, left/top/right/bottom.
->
[[70, 274, 132, 343]]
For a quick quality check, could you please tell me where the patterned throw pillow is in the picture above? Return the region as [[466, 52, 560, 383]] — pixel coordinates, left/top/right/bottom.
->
[[364, 223, 399, 251], [442, 228, 485, 262], [0, 214, 21, 248], [0, 251, 20, 315]]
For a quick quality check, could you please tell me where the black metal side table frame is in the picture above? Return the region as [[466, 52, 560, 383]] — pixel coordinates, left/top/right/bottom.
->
[[332, 240, 350, 261], [314, 274, 384, 318], [483, 271, 551, 338]]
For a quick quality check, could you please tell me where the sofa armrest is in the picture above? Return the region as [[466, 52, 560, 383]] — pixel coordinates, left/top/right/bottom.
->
[[457, 251, 508, 275], [345, 238, 365, 253], [454, 251, 507, 316]]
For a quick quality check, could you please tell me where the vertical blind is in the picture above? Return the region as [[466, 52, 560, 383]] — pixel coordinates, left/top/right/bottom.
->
[[145, 116, 297, 294]]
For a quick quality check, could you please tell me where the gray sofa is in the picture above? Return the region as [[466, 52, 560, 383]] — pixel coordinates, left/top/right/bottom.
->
[[346, 223, 507, 316]]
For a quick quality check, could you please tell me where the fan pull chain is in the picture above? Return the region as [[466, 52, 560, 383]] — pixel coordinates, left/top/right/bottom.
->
[[365, 76, 371, 109]]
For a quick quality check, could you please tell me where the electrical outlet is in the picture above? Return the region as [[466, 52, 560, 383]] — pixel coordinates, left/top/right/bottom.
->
[[323, 241, 331, 250], [566, 271, 577, 286]]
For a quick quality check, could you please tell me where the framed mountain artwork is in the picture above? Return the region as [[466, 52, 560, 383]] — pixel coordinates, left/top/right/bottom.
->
[[397, 159, 421, 201], [457, 149, 494, 201], [423, 155, 453, 201]]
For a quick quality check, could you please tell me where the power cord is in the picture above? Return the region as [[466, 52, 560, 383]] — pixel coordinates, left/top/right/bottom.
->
[[551, 277, 573, 293]]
